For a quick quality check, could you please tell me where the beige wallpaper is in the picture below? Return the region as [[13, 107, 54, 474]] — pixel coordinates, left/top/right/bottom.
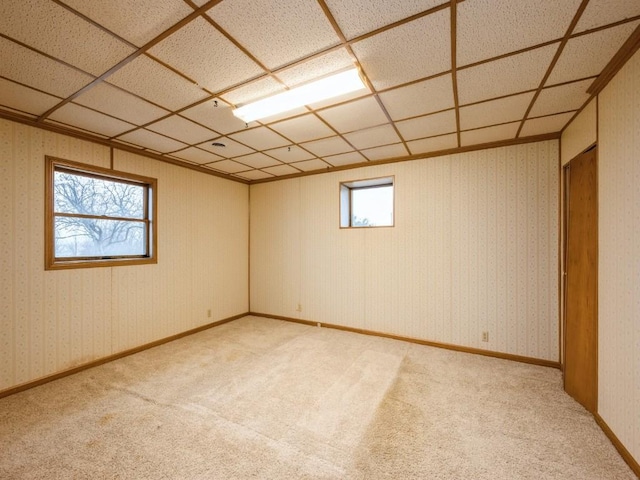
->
[[251, 141, 560, 361], [597, 48, 640, 464], [561, 99, 596, 166], [0, 119, 249, 392]]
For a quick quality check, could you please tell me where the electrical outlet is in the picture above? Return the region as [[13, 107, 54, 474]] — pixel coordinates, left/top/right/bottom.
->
[[317, 322, 321, 328], [207, 309, 212, 318], [482, 331, 489, 342], [296, 304, 302, 312]]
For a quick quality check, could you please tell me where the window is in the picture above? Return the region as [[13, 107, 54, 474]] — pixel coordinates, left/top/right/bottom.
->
[[340, 176, 394, 228], [45, 156, 157, 270]]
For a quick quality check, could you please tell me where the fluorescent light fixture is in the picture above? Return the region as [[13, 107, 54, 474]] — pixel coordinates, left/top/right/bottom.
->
[[232, 68, 366, 123]]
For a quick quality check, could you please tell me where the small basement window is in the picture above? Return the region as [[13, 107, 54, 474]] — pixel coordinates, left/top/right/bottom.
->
[[45, 156, 157, 270], [340, 176, 394, 228]]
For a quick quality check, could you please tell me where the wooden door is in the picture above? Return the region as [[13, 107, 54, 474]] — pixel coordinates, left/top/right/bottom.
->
[[564, 148, 597, 413]]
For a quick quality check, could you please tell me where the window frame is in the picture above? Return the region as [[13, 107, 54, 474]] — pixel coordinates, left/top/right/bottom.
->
[[45, 156, 158, 270], [339, 176, 395, 229]]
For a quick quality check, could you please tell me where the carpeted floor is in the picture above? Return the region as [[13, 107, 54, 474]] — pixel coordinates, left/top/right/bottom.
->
[[0, 316, 635, 479]]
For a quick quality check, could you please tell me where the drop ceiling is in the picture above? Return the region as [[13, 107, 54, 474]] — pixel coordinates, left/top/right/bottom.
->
[[1, 0, 638, 183]]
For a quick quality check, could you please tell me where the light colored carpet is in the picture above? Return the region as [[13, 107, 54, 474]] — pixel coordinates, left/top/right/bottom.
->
[[0, 316, 635, 479]]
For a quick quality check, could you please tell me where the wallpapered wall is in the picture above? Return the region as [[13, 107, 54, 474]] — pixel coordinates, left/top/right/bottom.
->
[[250, 141, 560, 361], [0, 120, 249, 391]]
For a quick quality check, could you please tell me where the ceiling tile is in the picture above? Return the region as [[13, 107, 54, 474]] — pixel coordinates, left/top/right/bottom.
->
[[379, 74, 455, 120], [317, 96, 388, 133], [301, 136, 353, 157], [197, 137, 254, 158], [262, 164, 302, 176], [352, 8, 451, 90], [276, 49, 355, 87], [0, 0, 134, 76], [149, 17, 264, 93], [221, 77, 284, 106], [233, 153, 281, 169], [147, 115, 217, 145], [457, 43, 558, 104], [459, 92, 535, 130], [546, 21, 639, 85], [73, 83, 169, 125], [171, 147, 224, 164], [361, 143, 409, 162], [107, 55, 209, 110], [0, 37, 94, 98], [407, 133, 458, 155], [529, 79, 592, 118], [48, 103, 135, 137], [574, 0, 640, 33], [325, 0, 445, 40], [344, 124, 401, 150], [520, 112, 575, 137], [264, 145, 315, 163], [58, 0, 193, 47], [396, 109, 457, 141], [457, 0, 581, 67], [291, 159, 331, 172], [181, 98, 244, 135], [209, 0, 340, 69], [324, 151, 368, 166], [116, 128, 188, 152], [460, 122, 519, 147], [230, 127, 289, 150], [207, 159, 250, 174], [233, 170, 274, 181], [270, 114, 334, 143], [0, 79, 61, 116]]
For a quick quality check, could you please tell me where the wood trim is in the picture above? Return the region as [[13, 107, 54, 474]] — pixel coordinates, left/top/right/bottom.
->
[[250, 312, 561, 369], [0, 313, 248, 400], [594, 413, 640, 478], [450, 0, 461, 148]]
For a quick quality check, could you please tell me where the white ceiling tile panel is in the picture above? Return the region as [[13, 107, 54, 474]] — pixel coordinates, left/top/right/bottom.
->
[[149, 17, 264, 93], [233, 170, 274, 181], [326, 0, 446, 40], [181, 99, 244, 135], [270, 115, 335, 143], [324, 151, 368, 166], [361, 143, 409, 162], [107, 55, 209, 110], [0, 79, 61, 116], [0, 0, 134, 76], [48, 103, 135, 137], [233, 153, 281, 169], [264, 146, 315, 163], [459, 92, 535, 130], [146, 115, 217, 144], [379, 74, 455, 120], [171, 147, 223, 164], [291, 159, 331, 172], [457, 0, 581, 67], [73, 83, 169, 125], [574, 0, 640, 33], [546, 21, 640, 85], [197, 137, 254, 158], [46, 120, 109, 137], [276, 49, 355, 87], [344, 124, 402, 150], [460, 122, 519, 147], [529, 79, 593, 118], [352, 8, 451, 90], [396, 109, 457, 141], [221, 77, 284, 106], [262, 164, 302, 176], [207, 159, 250, 174], [58, 0, 193, 47], [116, 128, 188, 152], [301, 136, 353, 157], [457, 43, 558, 105], [520, 112, 575, 137], [230, 127, 289, 150], [317, 96, 388, 133], [0, 37, 94, 98], [209, 0, 340, 69], [407, 133, 458, 155]]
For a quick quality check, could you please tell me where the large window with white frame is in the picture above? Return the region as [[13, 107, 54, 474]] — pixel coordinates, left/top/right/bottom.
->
[[45, 156, 157, 270], [340, 176, 394, 228]]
